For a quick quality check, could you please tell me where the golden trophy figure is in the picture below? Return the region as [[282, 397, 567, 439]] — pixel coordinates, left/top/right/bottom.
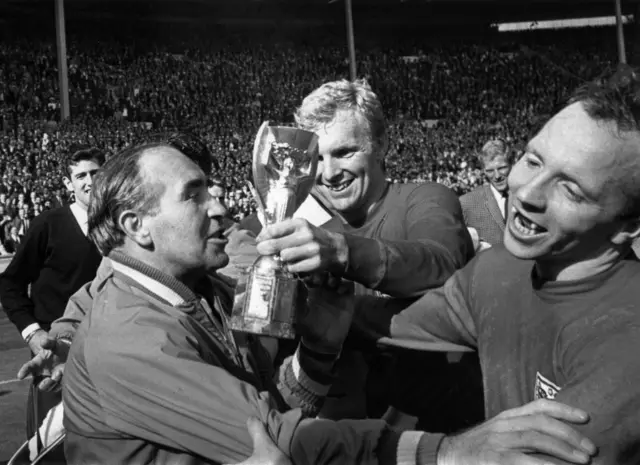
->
[[230, 122, 319, 339]]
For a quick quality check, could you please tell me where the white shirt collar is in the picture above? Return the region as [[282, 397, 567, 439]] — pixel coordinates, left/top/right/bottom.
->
[[69, 203, 89, 236], [490, 184, 507, 218]]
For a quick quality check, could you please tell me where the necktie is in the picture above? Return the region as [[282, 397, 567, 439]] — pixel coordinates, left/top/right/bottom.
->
[[502, 192, 509, 222]]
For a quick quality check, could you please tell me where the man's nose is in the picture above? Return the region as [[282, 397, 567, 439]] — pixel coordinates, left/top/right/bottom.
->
[[515, 176, 546, 211], [319, 156, 341, 182]]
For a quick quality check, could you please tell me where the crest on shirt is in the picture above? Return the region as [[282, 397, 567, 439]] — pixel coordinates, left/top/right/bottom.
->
[[534, 372, 562, 400]]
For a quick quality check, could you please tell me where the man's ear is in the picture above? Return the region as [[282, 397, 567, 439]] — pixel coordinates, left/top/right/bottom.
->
[[62, 177, 73, 192], [610, 217, 640, 246], [378, 135, 389, 163], [118, 210, 153, 248]]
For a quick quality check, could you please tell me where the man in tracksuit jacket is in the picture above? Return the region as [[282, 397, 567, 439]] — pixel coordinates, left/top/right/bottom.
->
[[61, 141, 439, 465]]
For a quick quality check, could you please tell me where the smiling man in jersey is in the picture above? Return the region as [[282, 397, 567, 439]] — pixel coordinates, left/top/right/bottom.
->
[[355, 65, 640, 464], [252, 79, 479, 428]]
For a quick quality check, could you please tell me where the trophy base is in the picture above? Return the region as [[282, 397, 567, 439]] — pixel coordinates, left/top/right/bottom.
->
[[230, 256, 298, 340], [228, 317, 296, 340]]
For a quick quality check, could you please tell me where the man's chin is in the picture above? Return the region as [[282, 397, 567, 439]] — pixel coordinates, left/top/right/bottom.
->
[[76, 196, 91, 208], [504, 232, 546, 261], [207, 254, 230, 272]]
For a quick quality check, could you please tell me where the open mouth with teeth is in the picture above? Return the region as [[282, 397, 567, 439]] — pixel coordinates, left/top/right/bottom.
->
[[512, 211, 547, 237], [208, 230, 225, 240], [324, 179, 353, 193]]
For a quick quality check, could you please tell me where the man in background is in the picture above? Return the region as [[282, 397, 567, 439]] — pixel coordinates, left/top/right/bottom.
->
[[460, 139, 514, 250], [0, 145, 104, 439]]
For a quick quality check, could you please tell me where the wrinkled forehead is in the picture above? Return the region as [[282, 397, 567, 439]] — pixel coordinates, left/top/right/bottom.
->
[[529, 103, 640, 196], [68, 159, 101, 177], [140, 146, 205, 190], [316, 110, 374, 148], [483, 155, 510, 170]]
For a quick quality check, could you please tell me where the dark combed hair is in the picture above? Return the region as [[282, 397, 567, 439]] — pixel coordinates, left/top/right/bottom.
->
[[63, 145, 106, 177], [568, 64, 640, 218], [570, 64, 640, 133], [88, 142, 164, 256]]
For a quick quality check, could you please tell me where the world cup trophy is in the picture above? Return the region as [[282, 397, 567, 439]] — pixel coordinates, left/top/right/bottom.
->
[[229, 122, 319, 339]]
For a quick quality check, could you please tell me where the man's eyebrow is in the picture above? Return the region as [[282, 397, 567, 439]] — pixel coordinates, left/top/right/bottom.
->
[[330, 144, 360, 156], [525, 144, 595, 199], [180, 177, 206, 194]]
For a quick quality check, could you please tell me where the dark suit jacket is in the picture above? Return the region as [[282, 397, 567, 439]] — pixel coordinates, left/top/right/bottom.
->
[[460, 184, 506, 246], [4, 236, 21, 254]]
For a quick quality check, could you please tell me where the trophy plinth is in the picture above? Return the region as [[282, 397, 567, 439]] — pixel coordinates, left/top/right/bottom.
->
[[229, 122, 319, 339], [231, 256, 297, 339]]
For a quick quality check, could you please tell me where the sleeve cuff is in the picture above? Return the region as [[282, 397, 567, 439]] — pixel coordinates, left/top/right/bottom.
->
[[416, 433, 446, 465], [278, 345, 336, 417], [397, 431, 424, 465], [291, 346, 332, 397], [21, 323, 42, 341], [467, 227, 480, 251]]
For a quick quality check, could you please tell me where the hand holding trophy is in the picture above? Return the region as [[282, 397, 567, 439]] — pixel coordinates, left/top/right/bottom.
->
[[230, 122, 320, 339]]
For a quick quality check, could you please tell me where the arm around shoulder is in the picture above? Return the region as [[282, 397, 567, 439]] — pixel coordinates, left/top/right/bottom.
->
[[78, 305, 441, 465], [343, 183, 474, 298], [48, 257, 113, 341]]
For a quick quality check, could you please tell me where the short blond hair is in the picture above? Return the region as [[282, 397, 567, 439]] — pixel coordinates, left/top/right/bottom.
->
[[294, 79, 388, 153], [479, 139, 513, 165]]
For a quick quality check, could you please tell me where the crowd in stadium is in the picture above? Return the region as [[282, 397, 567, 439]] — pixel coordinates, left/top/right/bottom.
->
[[0, 23, 622, 255], [5, 9, 640, 463]]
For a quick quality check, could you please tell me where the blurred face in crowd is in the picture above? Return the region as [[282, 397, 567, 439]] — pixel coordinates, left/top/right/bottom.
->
[[138, 148, 229, 280], [63, 158, 101, 210], [483, 155, 511, 194], [208, 183, 226, 206], [505, 102, 640, 272], [313, 109, 386, 223]]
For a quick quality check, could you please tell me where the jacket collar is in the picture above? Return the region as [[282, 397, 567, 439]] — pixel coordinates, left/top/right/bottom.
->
[[108, 250, 199, 306]]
